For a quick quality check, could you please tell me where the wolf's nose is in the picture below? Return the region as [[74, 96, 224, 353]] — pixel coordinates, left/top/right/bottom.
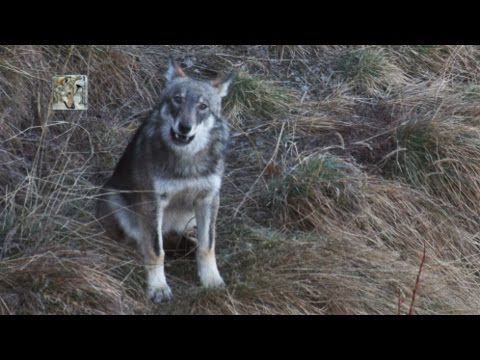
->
[[178, 123, 192, 135]]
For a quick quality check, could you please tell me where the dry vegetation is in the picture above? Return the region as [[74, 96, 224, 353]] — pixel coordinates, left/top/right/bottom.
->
[[2, 45, 480, 314]]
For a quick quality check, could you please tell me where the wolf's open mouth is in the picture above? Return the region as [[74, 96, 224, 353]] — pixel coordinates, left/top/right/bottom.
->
[[170, 128, 195, 145]]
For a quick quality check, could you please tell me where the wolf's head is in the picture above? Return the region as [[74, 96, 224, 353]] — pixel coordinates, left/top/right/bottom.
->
[[158, 58, 233, 152], [54, 76, 82, 109]]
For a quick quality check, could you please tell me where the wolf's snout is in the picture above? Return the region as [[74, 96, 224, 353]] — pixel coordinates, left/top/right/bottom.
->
[[178, 123, 192, 135]]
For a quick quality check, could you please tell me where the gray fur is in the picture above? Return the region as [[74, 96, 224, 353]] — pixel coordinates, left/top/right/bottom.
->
[[96, 59, 233, 303]]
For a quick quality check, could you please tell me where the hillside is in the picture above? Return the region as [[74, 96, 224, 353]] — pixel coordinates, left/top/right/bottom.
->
[[1, 45, 480, 314]]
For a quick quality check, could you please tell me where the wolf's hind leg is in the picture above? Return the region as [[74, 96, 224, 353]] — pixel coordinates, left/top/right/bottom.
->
[[97, 192, 140, 243], [105, 193, 144, 243]]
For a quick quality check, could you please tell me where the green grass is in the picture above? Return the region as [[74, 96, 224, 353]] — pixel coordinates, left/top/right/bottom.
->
[[224, 72, 294, 123], [267, 154, 364, 230], [336, 48, 407, 96], [381, 111, 480, 213], [386, 118, 441, 187]]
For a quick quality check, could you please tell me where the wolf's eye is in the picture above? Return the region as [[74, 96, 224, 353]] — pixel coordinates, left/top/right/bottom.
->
[[198, 103, 208, 111], [173, 96, 182, 104]]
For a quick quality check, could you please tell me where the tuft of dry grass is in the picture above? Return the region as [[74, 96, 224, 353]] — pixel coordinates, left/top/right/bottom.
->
[[335, 47, 409, 97], [0, 246, 147, 314], [380, 96, 480, 215], [224, 71, 295, 128], [267, 153, 365, 231]]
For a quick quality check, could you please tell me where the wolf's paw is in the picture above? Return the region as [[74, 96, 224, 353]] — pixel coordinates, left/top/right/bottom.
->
[[199, 266, 225, 289], [147, 284, 173, 303]]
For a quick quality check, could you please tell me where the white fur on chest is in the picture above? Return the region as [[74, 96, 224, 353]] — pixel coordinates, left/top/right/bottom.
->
[[154, 174, 221, 234], [153, 174, 222, 198]]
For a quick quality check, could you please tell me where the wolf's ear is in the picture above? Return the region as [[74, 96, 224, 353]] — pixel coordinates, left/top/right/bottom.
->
[[165, 57, 186, 82], [211, 72, 235, 98], [54, 77, 65, 85]]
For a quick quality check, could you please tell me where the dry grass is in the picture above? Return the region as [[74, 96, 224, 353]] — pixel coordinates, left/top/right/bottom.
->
[[267, 153, 366, 230], [382, 99, 480, 215], [2, 45, 480, 314], [0, 246, 147, 314], [334, 47, 409, 97], [224, 71, 295, 129]]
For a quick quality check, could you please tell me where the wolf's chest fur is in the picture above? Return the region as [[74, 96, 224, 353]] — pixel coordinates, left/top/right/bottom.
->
[[153, 173, 222, 206]]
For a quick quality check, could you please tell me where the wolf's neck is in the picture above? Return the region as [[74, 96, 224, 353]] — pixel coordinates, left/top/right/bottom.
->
[[146, 139, 223, 180]]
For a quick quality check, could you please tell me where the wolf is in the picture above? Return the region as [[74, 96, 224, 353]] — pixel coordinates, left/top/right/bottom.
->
[[96, 58, 233, 303], [53, 75, 83, 110]]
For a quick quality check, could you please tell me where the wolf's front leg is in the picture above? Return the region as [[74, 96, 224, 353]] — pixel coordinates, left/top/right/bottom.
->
[[194, 193, 224, 288], [143, 195, 172, 303]]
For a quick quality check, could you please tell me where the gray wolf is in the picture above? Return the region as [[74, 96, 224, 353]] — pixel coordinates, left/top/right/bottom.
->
[[96, 58, 233, 303]]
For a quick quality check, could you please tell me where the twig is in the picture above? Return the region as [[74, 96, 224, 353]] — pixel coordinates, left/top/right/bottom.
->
[[232, 121, 285, 218], [408, 242, 427, 315], [397, 288, 403, 315]]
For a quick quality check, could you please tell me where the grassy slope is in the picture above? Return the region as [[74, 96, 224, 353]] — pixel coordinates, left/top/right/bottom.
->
[[1, 45, 480, 314]]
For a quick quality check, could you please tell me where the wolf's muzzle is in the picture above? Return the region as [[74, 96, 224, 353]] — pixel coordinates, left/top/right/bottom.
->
[[170, 128, 195, 145]]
